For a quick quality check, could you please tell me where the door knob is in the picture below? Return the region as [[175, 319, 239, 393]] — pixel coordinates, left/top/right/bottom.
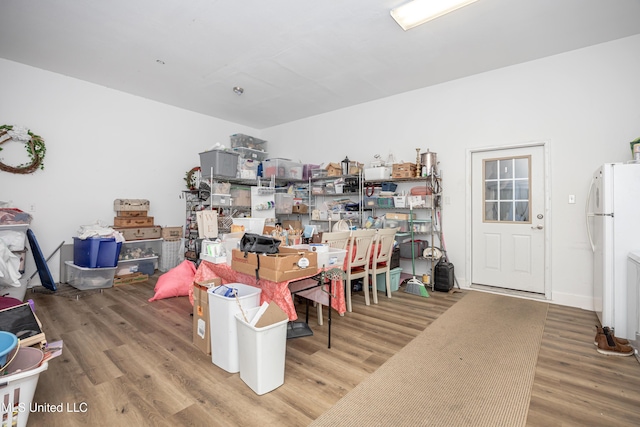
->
[[531, 224, 543, 230]]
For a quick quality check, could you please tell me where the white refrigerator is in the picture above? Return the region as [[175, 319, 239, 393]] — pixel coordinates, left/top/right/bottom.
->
[[586, 163, 640, 340]]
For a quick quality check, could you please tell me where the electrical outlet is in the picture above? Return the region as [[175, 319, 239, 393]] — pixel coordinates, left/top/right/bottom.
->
[[29, 204, 36, 212], [568, 195, 575, 204]]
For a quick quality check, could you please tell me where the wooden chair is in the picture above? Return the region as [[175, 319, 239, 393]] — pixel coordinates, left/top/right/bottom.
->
[[315, 230, 351, 324], [370, 228, 398, 303], [345, 229, 376, 312], [320, 230, 351, 251]]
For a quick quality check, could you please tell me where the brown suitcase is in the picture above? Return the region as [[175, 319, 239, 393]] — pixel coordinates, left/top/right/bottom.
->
[[114, 226, 162, 240], [116, 210, 148, 218], [113, 217, 155, 228]]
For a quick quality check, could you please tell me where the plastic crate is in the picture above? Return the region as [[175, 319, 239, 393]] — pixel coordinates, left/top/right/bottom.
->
[[0, 362, 48, 427], [377, 197, 394, 208], [199, 150, 240, 178], [376, 267, 403, 292], [230, 133, 267, 150], [262, 159, 303, 180], [275, 193, 293, 214], [399, 240, 429, 259], [73, 237, 122, 268], [65, 261, 116, 290]]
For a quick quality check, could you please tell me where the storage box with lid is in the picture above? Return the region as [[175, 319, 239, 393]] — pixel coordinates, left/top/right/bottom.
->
[[230, 133, 267, 150], [199, 149, 240, 178], [239, 159, 260, 179], [399, 240, 429, 258], [117, 238, 162, 275], [303, 164, 321, 180], [73, 236, 122, 268], [262, 159, 303, 180], [65, 261, 116, 290], [275, 193, 294, 214], [230, 134, 268, 161], [364, 166, 392, 181], [210, 193, 232, 206], [230, 186, 252, 207], [376, 267, 403, 292]]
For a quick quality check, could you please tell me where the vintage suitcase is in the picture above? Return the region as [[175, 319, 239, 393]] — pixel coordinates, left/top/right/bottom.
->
[[116, 210, 148, 218], [114, 199, 150, 212], [434, 261, 455, 292], [113, 216, 155, 228], [114, 226, 162, 241]]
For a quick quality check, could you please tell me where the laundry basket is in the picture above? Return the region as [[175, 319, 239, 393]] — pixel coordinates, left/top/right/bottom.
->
[[0, 361, 48, 427]]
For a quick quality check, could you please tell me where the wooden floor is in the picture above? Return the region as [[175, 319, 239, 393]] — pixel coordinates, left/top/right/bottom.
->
[[22, 276, 640, 427]]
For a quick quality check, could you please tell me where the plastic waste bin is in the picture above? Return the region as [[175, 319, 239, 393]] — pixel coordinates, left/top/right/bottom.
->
[[208, 283, 261, 373], [235, 305, 289, 395]]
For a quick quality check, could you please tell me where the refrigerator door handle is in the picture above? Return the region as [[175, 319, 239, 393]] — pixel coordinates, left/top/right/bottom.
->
[[586, 176, 596, 252]]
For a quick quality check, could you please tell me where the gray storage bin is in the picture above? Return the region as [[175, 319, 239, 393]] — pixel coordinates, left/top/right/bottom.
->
[[399, 240, 429, 259], [199, 150, 240, 178]]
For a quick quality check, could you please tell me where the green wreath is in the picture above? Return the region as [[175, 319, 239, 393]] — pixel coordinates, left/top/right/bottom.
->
[[0, 124, 46, 174]]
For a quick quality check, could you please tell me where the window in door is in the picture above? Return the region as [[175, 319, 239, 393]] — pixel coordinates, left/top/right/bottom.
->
[[483, 156, 530, 223]]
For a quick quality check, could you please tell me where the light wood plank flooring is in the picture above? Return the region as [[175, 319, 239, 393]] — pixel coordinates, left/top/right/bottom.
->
[[22, 276, 640, 426]]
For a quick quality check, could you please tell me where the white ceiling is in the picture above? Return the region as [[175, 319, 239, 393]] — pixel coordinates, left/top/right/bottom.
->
[[1, 0, 639, 129]]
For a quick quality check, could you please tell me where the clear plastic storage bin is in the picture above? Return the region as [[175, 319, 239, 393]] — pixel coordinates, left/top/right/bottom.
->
[[65, 261, 116, 290]]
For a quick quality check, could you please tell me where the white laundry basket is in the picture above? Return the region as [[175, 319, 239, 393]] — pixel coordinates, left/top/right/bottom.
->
[[0, 361, 48, 427]]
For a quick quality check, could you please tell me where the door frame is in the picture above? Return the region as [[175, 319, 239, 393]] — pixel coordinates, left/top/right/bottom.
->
[[465, 141, 552, 300]]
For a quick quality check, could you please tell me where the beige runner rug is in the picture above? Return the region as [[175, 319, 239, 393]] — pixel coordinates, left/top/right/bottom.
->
[[311, 290, 549, 427]]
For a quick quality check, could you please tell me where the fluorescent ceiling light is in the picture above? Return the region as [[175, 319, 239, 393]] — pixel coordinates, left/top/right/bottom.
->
[[391, 0, 479, 31]]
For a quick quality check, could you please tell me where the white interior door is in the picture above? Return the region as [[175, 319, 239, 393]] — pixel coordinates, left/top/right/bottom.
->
[[471, 145, 546, 294]]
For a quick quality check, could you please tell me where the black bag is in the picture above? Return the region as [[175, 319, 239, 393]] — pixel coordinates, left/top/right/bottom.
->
[[239, 233, 281, 281], [240, 233, 281, 256], [434, 261, 455, 292]]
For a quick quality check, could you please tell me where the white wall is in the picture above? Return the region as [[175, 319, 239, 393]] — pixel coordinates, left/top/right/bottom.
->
[[263, 34, 640, 310], [2, 34, 639, 311], [0, 58, 259, 284]]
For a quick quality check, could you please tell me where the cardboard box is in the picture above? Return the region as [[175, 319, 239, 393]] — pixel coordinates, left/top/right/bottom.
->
[[291, 204, 308, 214], [161, 226, 183, 241], [231, 247, 318, 282], [385, 212, 415, 220], [193, 277, 222, 355], [392, 162, 417, 178]]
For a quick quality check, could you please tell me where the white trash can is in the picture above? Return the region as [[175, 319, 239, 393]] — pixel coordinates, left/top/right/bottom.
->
[[235, 305, 289, 395], [208, 283, 262, 373]]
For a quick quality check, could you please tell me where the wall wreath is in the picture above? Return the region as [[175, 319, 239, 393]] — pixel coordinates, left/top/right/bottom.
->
[[184, 166, 201, 190], [0, 124, 46, 174]]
